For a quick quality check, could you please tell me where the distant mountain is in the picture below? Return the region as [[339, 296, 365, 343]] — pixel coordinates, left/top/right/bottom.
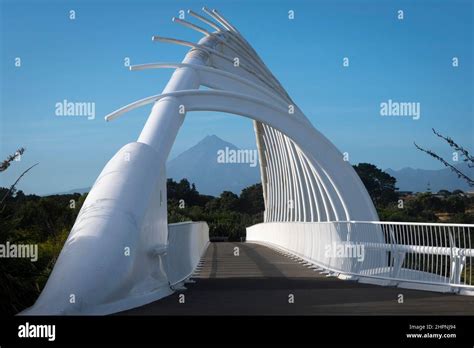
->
[[51, 136, 472, 197], [386, 163, 473, 193], [167, 135, 260, 196]]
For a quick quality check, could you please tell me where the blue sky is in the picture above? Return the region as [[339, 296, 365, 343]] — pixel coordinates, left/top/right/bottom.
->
[[1, 0, 472, 195]]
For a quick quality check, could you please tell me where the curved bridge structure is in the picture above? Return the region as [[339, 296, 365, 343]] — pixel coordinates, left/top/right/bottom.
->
[[23, 8, 474, 315]]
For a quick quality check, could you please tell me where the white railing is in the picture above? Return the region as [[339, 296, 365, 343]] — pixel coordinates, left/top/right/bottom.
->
[[167, 221, 210, 286], [246, 221, 474, 295]]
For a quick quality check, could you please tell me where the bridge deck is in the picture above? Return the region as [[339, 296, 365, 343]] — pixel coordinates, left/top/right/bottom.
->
[[121, 242, 474, 315]]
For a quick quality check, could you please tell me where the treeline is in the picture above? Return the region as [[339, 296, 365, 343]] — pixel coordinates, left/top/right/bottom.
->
[[352, 163, 474, 223], [378, 192, 473, 223], [167, 178, 264, 241]]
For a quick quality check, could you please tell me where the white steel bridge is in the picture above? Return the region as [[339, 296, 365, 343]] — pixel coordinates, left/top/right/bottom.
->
[[23, 8, 474, 315]]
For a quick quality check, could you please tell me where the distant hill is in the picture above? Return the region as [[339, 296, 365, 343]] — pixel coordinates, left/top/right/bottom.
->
[[167, 135, 260, 196], [386, 163, 473, 193]]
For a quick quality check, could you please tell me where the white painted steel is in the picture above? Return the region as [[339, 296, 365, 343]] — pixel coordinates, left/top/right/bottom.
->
[[22, 21, 218, 315], [167, 222, 210, 286], [247, 222, 474, 295], [23, 200, 208, 315]]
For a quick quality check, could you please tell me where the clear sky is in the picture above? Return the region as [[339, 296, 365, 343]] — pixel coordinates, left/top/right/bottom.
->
[[1, 0, 472, 195]]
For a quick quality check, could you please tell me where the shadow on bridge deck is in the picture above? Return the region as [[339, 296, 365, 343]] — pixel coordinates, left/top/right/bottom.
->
[[120, 242, 474, 315]]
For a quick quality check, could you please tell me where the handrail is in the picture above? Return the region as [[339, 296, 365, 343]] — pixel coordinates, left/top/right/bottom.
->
[[250, 220, 474, 228], [247, 221, 474, 294]]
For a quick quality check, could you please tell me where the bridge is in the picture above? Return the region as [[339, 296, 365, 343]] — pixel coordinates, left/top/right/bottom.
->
[[22, 8, 474, 315]]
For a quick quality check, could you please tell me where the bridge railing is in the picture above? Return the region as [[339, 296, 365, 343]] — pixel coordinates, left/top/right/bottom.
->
[[246, 221, 474, 295], [167, 221, 210, 286]]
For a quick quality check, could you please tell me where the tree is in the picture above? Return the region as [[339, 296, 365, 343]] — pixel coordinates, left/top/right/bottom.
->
[[0, 147, 24, 172], [445, 196, 466, 214], [353, 163, 398, 207], [437, 189, 451, 197], [414, 128, 473, 186], [0, 148, 38, 209], [239, 183, 264, 215], [207, 191, 240, 212]]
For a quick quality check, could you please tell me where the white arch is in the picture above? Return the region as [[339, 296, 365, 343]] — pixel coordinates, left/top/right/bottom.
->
[[23, 8, 382, 315], [105, 88, 376, 222]]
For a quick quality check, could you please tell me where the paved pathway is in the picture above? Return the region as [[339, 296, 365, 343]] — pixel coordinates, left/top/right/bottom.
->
[[121, 242, 474, 315]]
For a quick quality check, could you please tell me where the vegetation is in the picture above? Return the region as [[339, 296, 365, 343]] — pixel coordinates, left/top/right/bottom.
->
[[353, 163, 474, 223], [167, 179, 264, 241], [415, 128, 473, 187], [377, 191, 474, 223], [352, 163, 398, 207], [0, 188, 85, 315]]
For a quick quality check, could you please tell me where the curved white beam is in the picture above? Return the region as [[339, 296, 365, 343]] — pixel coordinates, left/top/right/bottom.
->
[[105, 88, 375, 222], [187, 9, 221, 32], [172, 17, 211, 37], [128, 62, 293, 112], [268, 127, 284, 221], [104, 89, 296, 122], [275, 129, 290, 221], [202, 7, 232, 31], [151, 35, 201, 49], [262, 128, 277, 221], [295, 143, 314, 221], [297, 146, 320, 221], [211, 9, 241, 34], [207, 11, 291, 100], [151, 35, 281, 97]]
